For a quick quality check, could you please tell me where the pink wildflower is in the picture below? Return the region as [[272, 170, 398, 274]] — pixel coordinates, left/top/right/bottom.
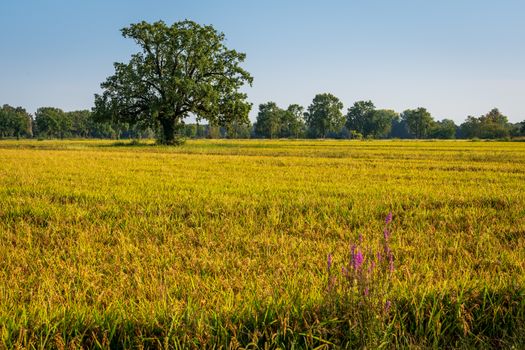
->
[[385, 212, 392, 225]]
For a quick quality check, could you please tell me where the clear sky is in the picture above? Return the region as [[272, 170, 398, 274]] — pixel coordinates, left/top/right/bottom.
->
[[1, 0, 524, 123]]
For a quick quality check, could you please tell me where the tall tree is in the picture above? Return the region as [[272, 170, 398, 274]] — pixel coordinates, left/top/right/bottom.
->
[[282, 104, 305, 138], [345, 100, 375, 137], [305, 93, 344, 138], [254, 102, 283, 138], [401, 107, 434, 139], [93, 20, 253, 145]]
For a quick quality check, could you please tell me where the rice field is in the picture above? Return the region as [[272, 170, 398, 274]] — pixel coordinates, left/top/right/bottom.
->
[[0, 139, 524, 348]]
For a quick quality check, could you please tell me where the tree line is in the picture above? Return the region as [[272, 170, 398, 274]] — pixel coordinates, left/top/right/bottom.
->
[[1, 100, 523, 140], [0, 105, 155, 140], [253, 94, 525, 140]]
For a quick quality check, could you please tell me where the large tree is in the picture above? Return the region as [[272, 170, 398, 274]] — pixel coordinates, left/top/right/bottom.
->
[[401, 107, 434, 139], [93, 20, 253, 144], [305, 93, 344, 138]]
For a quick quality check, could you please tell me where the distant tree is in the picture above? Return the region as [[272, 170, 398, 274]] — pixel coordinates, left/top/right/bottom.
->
[[254, 103, 305, 139], [458, 115, 480, 139], [183, 124, 197, 138], [281, 104, 305, 138], [93, 20, 253, 145], [429, 119, 457, 139], [345, 100, 375, 137], [205, 124, 221, 139], [34, 107, 71, 138], [509, 122, 523, 137], [89, 121, 118, 139], [67, 110, 92, 138], [401, 107, 434, 139], [345, 101, 397, 139], [195, 123, 207, 138], [225, 119, 252, 138], [370, 109, 398, 138], [0, 104, 32, 139], [479, 108, 510, 138], [305, 93, 344, 138], [389, 116, 411, 138], [254, 102, 282, 138], [459, 108, 511, 139]]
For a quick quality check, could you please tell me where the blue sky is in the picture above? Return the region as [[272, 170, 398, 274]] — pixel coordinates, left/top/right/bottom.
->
[[1, 0, 524, 123]]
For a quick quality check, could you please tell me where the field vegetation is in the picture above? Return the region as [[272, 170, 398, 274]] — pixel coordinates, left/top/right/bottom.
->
[[0, 139, 524, 348]]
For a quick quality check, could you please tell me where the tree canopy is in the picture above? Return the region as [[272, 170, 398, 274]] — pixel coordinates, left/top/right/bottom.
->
[[345, 101, 397, 138], [429, 119, 457, 139], [93, 20, 253, 144], [34, 107, 70, 139], [305, 93, 344, 138], [401, 108, 434, 139], [345, 100, 375, 137], [460, 108, 511, 139], [254, 102, 305, 139]]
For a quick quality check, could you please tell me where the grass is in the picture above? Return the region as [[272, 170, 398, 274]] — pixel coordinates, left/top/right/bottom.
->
[[0, 139, 524, 348]]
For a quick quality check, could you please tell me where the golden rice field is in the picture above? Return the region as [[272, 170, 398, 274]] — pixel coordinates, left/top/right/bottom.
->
[[0, 139, 524, 348]]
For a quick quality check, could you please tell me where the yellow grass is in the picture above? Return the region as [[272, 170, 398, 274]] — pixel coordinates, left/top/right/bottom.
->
[[0, 139, 524, 348]]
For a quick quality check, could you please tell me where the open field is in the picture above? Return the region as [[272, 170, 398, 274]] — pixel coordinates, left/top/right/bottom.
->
[[0, 139, 524, 348]]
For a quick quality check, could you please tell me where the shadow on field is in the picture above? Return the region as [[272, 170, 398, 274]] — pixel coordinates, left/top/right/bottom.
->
[[100, 140, 156, 147]]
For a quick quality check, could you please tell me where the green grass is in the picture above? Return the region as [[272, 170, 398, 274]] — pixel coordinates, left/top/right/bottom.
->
[[0, 139, 524, 348]]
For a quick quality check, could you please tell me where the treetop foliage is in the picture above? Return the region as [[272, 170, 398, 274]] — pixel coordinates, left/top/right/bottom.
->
[[304, 93, 345, 138]]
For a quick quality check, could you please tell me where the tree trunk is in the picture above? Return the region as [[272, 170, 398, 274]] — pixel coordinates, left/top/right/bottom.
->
[[160, 117, 180, 145]]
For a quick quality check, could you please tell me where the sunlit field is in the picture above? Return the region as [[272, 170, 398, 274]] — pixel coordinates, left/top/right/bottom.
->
[[1, 139, 524, 348]]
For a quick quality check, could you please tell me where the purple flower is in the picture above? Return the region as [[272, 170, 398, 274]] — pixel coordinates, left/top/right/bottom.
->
[[354, 249, 364, 271], [377, 251, 382, 262], [327, 253, 333, 271], [385, 212, 392, 225], [384, 245, 391, 260], [389, 254, 394, 273], [364, 287, 369, 297], [358, 233, 363, 243], [383, 228, 390, 241]]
